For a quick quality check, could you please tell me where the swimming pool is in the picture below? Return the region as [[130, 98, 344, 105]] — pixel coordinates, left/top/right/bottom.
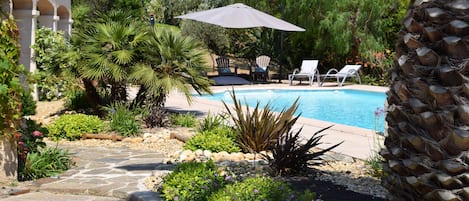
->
[[198, 89, 386, 131]]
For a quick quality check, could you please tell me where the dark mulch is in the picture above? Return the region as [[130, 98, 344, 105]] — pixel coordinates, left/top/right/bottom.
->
[[284, 176, 386, 201]]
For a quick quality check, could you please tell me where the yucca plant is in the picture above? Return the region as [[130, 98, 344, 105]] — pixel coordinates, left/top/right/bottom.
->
[[263, 125, 341, 176], [222, 89, 299, 153]]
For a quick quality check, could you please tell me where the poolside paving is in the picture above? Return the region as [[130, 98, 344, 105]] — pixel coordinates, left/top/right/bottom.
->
[[166, 82, 388, 160]]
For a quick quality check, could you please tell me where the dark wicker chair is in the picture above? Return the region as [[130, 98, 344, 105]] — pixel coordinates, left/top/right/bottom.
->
[[216, 56, 238, 76]]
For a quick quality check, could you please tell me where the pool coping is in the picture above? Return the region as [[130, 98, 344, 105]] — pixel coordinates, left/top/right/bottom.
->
[[165, 83, 388, 160]]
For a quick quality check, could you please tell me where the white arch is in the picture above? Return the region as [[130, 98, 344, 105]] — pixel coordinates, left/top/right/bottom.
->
[[7, 0, 71, 100]]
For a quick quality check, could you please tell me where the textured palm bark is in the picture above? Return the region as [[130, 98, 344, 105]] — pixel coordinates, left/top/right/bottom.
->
[[382, 0, 469, 200]]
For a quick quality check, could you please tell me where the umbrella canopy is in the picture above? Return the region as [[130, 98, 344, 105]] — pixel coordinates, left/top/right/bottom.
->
[[175, 3, 305, 32]]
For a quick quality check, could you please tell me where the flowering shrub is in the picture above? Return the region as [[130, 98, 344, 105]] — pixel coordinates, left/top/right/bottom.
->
[[17, 119, 47, 158]]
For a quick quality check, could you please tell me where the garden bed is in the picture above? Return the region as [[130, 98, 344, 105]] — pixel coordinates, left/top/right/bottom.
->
[[31, 100, 388, 200]]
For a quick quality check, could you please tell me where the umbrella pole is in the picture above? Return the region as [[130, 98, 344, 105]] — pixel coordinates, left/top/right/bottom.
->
[[278, 3, 285, 83], [279, 31, 284, 83]]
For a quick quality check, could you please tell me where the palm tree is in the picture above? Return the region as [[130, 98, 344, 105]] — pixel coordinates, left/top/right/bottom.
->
[[76, 10, 148, 103], [130, 25, 212, 126], [382, 0, 469, 200]]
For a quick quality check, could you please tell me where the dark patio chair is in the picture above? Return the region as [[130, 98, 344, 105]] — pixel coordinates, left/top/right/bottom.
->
[[216, 56, 238, 76]]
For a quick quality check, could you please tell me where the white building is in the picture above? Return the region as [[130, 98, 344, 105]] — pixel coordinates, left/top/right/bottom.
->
[[2, 0, 71, 99]]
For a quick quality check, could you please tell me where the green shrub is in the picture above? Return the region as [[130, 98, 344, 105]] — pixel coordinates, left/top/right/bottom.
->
[[264, 126, 342, 176], [106, 102, 140, 137], [21, 91, 36, 116], [20, 147, 74, 180], [208, 177, 317, 201], [47, 114, 104, 140], [161, 161, 227, 201], [64, 89, 91, 111], [36, 71, 70, 101], [170, 112, 197, 127], [32, 27, 73, 101], [184, 129, 240, 153], [223, 90, 300, 153]]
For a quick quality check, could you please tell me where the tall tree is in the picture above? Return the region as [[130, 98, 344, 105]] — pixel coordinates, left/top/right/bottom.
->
[[382, 0, 469, 200]]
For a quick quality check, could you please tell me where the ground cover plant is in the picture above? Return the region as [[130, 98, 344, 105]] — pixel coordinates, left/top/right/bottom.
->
[[185, 113, 240, 153], [208, 176, 317, 201], [161, 161, 227, 201], [184, 129, 241, 153], [47, 114, 104, 140]]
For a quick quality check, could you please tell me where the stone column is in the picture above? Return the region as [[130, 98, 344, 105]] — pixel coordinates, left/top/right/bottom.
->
[[30, 9, 40, 100], [52, 15, 59, 31], [67, 18, 73, 37]]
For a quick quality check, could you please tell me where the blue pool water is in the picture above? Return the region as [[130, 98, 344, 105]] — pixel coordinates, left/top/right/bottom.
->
[[198, 89, 386, 131]]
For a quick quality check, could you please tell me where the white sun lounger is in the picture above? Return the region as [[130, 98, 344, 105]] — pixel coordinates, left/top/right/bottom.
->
[[320, 64, 362, 87], [288, 60, 320, 86]]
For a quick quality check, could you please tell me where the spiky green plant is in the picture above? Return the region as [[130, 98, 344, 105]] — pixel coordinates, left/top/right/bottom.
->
[[105, 102, 140, 137], [20, 147, 74, 180], [196, 112, 228, 133], [222, 89, 299, 153], [263, 126, 342, 176]]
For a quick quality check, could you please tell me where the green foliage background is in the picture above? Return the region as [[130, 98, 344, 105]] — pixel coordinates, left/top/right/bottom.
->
[[148, 0, 409, 83]]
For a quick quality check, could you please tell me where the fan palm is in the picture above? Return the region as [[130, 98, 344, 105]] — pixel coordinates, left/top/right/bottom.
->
[[382, 0, 469, 200], [77, 12, 148, 102], [130, 25, 212, 126]]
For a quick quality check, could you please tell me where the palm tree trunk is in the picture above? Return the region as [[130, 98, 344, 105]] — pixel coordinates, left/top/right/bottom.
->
[[83, 78, 101, 109], [382, 0, 469, 200]]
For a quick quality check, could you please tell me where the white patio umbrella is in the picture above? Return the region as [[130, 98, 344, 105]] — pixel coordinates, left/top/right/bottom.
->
[[175, 3, 305, 32], [176, 3, 305, 82]]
